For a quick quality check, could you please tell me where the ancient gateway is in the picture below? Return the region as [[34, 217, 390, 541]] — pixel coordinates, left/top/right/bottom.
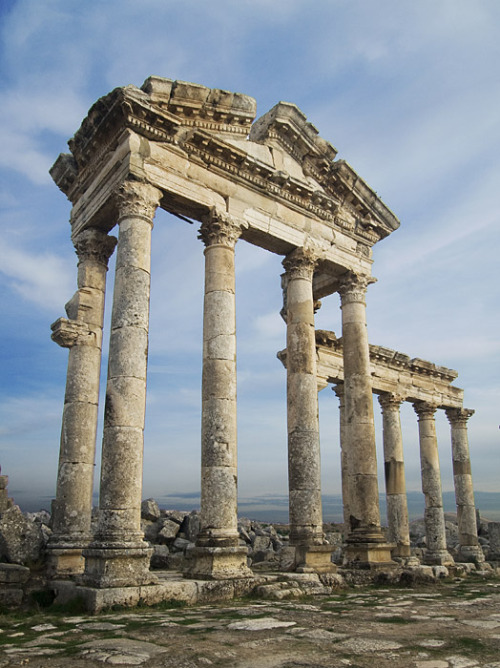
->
[[48, 77, 483, 597]]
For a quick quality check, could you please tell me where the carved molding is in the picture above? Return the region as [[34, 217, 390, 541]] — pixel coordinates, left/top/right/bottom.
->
[[282, 246, 317, 281], [338, 271, 376, 305], [50, 318, 94, 349], [74, 228, 117, 266], [445, 407, 475, 426], [198, 207, 246, 248], [116, 181, 162, 223]]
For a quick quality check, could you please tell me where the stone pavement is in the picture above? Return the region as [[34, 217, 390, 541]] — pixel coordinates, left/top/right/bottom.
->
[[0, 576, 499, 667]]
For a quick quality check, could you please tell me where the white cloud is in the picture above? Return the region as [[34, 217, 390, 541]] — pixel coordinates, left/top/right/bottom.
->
[[0, 241, 74, 311]]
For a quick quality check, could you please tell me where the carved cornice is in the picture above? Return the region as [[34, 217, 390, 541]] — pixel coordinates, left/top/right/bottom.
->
[[338, 271, 376, 305], [282, 246, 317, 281], [116, 181, 162, 223], [51, 79, 400, 247], [50, 318, 93, 349], [413, 401, 438, 420], [445, 407, 475, 426], [74, 228, 117, 266], [198, 208, 246, 249], [378, 393, 406, 411]]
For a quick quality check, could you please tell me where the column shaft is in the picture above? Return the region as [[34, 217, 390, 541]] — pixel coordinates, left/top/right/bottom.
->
[[379, 393, 411, 559], [338, 272, 394, 567], [282, 247, 334, 573], [84, 181, 161, 588], [48, 228, 116, 577], [333, 384, 350, 528], [446, 408, 484, 562], [186, 208, 251, 579], [413, 402, 454, 566]]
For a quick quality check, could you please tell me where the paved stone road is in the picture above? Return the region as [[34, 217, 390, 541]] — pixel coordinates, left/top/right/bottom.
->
[[1, 576, 499, 667]]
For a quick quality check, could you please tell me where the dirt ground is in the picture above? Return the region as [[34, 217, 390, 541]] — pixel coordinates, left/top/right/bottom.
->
[[1, 574, 499, 668]]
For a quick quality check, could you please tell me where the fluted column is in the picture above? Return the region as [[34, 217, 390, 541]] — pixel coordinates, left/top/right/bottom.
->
[[47, 228, 116, 578], [186, 208, 252, 580], [445, 408, 484, 563], [83, 181, 162, 588], [378, 393, 412, 560], [282, 247, 334, 573], [338, 272, 393, 566], [413, 402, 454, 566], [333, 384, 350, 529]]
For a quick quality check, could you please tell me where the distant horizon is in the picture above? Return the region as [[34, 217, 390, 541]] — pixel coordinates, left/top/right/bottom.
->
[[14, 490, 500, 523]]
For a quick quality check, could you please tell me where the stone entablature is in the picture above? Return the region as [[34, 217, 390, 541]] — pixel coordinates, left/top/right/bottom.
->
[[312, 330, 463, 407], [51, 77, 399, 297]]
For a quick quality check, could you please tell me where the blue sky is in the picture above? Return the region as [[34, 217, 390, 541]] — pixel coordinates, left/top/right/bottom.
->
[[0, 0, 498, 514]]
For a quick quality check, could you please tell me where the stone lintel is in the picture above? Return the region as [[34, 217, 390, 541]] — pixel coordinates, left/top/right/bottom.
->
[[184, 546, 253, 581]]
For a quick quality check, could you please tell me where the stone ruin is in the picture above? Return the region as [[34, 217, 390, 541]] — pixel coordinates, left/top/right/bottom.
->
[[2, 77, 495, 610]]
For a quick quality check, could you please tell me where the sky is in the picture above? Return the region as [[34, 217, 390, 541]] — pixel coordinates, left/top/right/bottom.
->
[[0, 0, 498, 518]]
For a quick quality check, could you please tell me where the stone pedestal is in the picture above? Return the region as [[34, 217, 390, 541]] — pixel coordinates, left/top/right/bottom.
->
[[188, 208, 252, 580], [414, 402, 454, 566], [446, 408, 484, 563], [283, 247, 334, 573], [83, 181, 161, 588], [338, 272, 394, 567], [379, 393, 412, 559], [47, 228, 116, 578]]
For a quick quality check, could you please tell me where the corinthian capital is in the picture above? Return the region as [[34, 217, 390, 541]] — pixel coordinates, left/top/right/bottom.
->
[[378, 392, 406, 412], [282, 246, 317, 281], [338, 271, 376, 305], [74, 228, 117, 267], [198, 207, 246, 248], [413, 401, 438, 420], [445, 407, 475, 426], [116, 181, 162, 223]]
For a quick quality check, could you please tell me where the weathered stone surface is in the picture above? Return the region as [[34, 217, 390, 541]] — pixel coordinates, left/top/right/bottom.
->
[[0, 505, 44, 565], [140, 498, 160, 522]]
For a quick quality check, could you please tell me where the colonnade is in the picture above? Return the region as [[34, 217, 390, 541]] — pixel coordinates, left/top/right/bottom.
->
[[48, 183, 482, 586], [332, 388, 483, 565]]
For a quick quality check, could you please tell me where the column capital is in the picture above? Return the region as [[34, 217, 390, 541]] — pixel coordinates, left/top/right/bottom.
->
[[332, 383, 344, 400], [338, 271, 376, 306], [74, 228, 117, 267], [282, 246, 317, 281], [413, 401, 438, 420], [445, 407, 475, 426], [378, 392, 406, 411], [198, 207, 246, 249], [50, 317, 92, 348], [116, 181, 162, 224]]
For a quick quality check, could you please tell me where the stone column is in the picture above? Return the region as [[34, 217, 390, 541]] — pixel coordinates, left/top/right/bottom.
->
[[47, 228, 116, 578], [186, 208, 252, 580], [333, 384, 350, 529], [338, 272, 393, 566], [378, 393, 413, 560], [413, 402, 454, 566], [445, 408, 484, 563], [282, 247, 334, 573], [83, 181, 162, 588]]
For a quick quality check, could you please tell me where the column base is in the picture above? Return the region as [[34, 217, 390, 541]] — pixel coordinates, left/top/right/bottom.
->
[[46, 546, 86, 579], [294, 545, 336, 574], [457, 544, 485, 563], [344, 542, 397, 569], [391, 543, 412, 559], [423, 549, 455, 566], [184, 546, 253, 580], [82, 545, 156, 588]]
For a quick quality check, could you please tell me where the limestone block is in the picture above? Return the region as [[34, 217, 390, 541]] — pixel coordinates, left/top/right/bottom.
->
[[141, 498, 160, 522], [59, 403, 99, 464], [0, 563, 30, 584], [180, 512, 201, 543], [158, 519, 180, 544], [65, 345, 102, 401], [150, 544, 169, 569], [111, 266, 151, 330], [202, 359, 237, 400], [104, 378, 147, 428], [108, 327, 148, 380], [200, 467, 238, 530], [0, 506, 45, 565], [115, 217, 153, 272]]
